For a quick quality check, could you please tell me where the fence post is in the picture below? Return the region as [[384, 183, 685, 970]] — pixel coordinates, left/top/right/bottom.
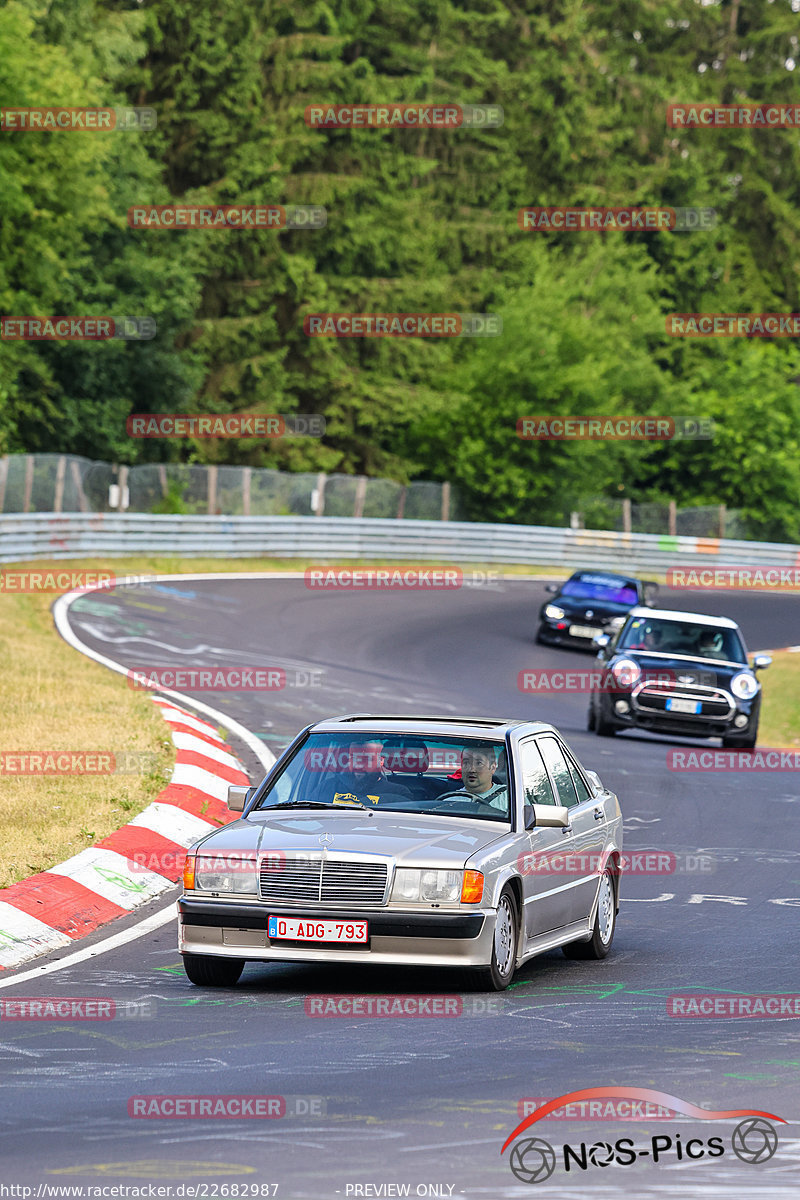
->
[[353, 475, 367, 518], [70, 459, 89, 512], [242, 467, 252, 516], [53, 455, 66, 513], [207, 464, 218, 514], [313, 472, 327, 516], [396, 485, 407, 519], [0, 456, 8, 514], [22, 455, 34, 513], [668, 499, 677, 536], [441, 481, 451, 522], [718, 503, 726, 538], [118, 465, 129, 511], [622, 499, 631, 534], [157, 464, 168, 497]]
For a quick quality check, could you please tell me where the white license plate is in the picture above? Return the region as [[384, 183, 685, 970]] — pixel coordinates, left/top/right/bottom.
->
[[268, 916, 368, 943], [666, 697, 701, 715], [569, 624, 602, 638]]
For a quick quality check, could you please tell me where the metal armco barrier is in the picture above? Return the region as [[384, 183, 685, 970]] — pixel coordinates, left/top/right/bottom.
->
[[1, 512, 799, 571]]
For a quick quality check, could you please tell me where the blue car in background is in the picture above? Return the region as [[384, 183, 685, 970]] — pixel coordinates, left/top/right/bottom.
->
[[536, 569, 657, 649]]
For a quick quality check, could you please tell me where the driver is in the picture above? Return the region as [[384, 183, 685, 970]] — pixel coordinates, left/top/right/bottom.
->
[[328, 740, 411, 806], [438, 746, 508, 813]]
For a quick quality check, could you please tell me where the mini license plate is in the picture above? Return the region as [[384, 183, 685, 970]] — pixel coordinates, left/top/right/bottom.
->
[[666, 697, 701, 715], [268, 916, 368, 943], [569, 624, 602, 638]]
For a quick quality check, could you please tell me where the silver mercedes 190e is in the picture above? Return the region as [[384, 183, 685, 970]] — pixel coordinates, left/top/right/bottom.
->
[[178, 714, 623, 990]]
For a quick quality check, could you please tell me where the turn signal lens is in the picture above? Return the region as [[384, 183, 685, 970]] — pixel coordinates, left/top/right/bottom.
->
[[461, 870, 484, 903], [182, 855, 196, 891]]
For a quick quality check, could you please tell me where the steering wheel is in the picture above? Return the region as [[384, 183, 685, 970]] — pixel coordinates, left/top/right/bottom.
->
[[430, 797, 499, 815]]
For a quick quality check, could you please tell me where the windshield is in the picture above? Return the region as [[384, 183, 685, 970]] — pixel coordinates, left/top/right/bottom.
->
[[254, 732, 511, 821], [561, 575, 638, 605], [617, 616, 747, 663]]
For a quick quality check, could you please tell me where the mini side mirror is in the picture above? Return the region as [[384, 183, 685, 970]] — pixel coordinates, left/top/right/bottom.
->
[[544, 583, 559, 594], [227, 784, 255, 812], [593, 633, 611, 650], [752, 654, 772, 671]]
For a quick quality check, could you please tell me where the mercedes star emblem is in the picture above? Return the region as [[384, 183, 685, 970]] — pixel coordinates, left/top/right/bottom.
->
[[318, 832, 334, 846]]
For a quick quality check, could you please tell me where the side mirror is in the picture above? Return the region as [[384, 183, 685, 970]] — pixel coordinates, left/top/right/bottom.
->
[[593, 633, 611, 650], [585, 770, 603, 795], [752, 654, 772, 671], [531, 803, 570, 829], [544, 583, 559, 594], [227, 784, 255, 812]]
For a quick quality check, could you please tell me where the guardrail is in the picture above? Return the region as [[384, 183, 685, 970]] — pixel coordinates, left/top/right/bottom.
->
[[1, 512, 798, 571]]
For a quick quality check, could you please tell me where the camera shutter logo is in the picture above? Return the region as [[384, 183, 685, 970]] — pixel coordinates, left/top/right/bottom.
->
[[731, 1117, 778, 1164], [509, 1137, 556, 1184]]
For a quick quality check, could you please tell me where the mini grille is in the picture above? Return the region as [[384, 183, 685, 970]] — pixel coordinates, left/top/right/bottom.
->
[[259, 856, 388, 906]]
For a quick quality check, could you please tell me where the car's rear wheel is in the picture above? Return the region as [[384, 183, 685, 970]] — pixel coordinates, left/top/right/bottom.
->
[[183, 953, 245, 987], [563, 869, 616, 960], [467, 886, 519, 991]]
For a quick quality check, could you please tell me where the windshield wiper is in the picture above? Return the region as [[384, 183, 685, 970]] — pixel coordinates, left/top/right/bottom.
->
[[265, 801, 337, 810]]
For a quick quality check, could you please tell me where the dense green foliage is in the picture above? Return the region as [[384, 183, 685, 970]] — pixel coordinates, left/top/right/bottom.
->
[[3, 0, 800, 536]]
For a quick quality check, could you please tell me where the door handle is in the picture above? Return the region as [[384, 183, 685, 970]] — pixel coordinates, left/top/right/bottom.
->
[[561, 824, 571, 835], [593, 808, 604, 821]]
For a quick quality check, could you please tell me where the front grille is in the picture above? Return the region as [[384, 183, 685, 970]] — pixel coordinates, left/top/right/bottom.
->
[[259, 854, 388, 906], [634, 684, 732, 719]]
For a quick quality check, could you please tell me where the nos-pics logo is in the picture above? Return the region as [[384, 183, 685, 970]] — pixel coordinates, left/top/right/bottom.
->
[[502, 1087, 783, 1184]]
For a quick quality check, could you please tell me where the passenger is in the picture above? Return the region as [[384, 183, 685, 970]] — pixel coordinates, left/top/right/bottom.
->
[[439, 747, 508, 814], [328, 740, 411, 806]]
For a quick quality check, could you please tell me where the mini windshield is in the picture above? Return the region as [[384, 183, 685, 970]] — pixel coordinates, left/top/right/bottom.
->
[[618, 616, 747, 663], [560, 575, 638, 605], [254, 732, 511, 821]]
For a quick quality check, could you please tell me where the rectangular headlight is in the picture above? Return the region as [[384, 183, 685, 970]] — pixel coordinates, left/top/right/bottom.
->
[[194, 855, 257, 894], [391, 868, 462, 903]]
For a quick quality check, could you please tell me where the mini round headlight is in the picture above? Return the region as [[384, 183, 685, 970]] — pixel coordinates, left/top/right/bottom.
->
[[611, 658, 641, 689], [544, 604, 565, 620], [731, 671, 759, 700]]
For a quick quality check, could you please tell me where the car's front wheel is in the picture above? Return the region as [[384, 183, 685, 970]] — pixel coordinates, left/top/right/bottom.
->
[[563, 868, 616, 960], [722, 727, 758, 749], [468, 886, 519, 991], [587, 702, 596, 732], [594, 706, 618, 737], [183, 953, 245, 987]]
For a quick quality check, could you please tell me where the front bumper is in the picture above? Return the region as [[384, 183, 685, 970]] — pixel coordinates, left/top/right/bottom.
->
[[538, 618, 610, 649], [597, 687, 757, 738], [178, 897, 492, 966]]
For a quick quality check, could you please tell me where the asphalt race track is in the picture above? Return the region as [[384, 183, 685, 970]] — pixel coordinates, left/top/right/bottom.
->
[[2, 576, 799, 1197]]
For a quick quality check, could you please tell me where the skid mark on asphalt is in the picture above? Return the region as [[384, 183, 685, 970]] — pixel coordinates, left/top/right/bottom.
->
[[47, 1161, 256, 1178]]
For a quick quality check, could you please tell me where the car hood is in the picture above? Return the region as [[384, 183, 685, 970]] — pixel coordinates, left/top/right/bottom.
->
[[191, 811, 508, 868], [612, 650, 750, 684]]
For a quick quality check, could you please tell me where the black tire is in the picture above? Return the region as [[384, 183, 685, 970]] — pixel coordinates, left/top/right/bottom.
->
[[466, 886, 519, 991], [563, 869, 616, 960], [722, 728, 758, 749], [595, 706, 618, 737], [535, 628, 547, 645], [587, 703, 596, 732], [183, 953, 245, 987]]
